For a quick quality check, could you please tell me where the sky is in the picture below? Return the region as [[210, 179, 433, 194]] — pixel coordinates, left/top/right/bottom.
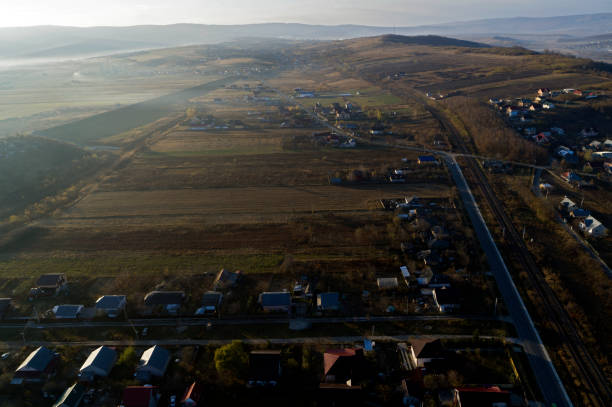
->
[[1, 0, 611, 27]]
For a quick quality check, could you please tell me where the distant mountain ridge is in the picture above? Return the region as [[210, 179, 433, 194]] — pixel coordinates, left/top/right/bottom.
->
[[0, 13, 611, 61]]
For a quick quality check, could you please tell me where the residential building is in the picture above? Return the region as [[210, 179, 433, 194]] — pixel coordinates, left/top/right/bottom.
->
[[196, 291, 223, 315], [323, 348, 365, 385], [317, 292, 340, 311], [14, 346, 58, 383], [53, 383, 85, 407], [259, 292, 291, 312], [79, 346, 117, 381], [121, 386, 159, 407], [580, 216, 608, 237], [52, 305, 83, 319], [247, 350, 282, 387], [0, 298, 13, 318], [417, 155, 438, 165], [213, 269, 241, 290], [144, 291, 185, 314], [180, 382, 202, 407], [95, 295, 127, 318], [32, 274, 67, 296], [135, 346, 170, 382]]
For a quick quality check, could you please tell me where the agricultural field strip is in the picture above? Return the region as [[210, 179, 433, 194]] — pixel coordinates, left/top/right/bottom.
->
[[60, 185, 449, 220]]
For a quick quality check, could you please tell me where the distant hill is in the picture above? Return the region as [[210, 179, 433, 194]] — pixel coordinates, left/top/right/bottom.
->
[[1, 13, 611, 62], [377, 34, 488, 48]]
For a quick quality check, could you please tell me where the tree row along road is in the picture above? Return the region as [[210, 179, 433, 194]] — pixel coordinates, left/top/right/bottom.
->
[[416, 94, 612, 407]]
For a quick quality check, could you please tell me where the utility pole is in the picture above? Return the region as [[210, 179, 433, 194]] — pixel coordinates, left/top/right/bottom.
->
[[522, 225, 526, 240]]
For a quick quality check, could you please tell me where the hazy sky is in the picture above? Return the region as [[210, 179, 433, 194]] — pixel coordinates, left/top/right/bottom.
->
[[2, 0, 611, 27]]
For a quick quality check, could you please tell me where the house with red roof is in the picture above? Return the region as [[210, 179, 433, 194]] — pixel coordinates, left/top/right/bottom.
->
[[180, 382, 202, 407], [120, 386, 159, 407]]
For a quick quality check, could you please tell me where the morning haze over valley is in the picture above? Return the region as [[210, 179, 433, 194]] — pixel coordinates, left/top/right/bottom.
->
[[0, 2, 611, 407]]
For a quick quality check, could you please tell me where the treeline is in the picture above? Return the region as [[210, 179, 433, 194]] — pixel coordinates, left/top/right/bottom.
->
[[442, 97, 547, 163]]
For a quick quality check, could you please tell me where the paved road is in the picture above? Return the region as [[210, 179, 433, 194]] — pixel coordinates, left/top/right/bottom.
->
[[0, 334, 517, 350], [3, 314, 508, 330], [445, 156, 572, 407]]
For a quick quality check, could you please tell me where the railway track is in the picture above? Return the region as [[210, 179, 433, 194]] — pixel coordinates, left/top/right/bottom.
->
[[427, 102, 612, 406]]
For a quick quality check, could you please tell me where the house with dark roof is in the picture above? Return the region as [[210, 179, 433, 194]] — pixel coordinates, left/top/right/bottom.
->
[[415, 339, 446, 367], [180, 382, 202, 407], [247, 350, 282, 387], [418, 155, 438, 165], [435, 286, 461, 312], [95, 295, 126, 318], [144, 291, 185, 314], [317, 292, 340, 311], [196, 291, 223, 315], [135, 346, 170, 382], [14, 346, 58, 383], [79, 346, 116, 381], [52, 305, 83, 319], [213, 269, 241, 290], [32, 274, 67, 296], [0, 298, 14, 318], [323, 348, 365, 386], [53, 383, 85, 407], [121, 386, 159, 407], [259, 292, 291, 312]]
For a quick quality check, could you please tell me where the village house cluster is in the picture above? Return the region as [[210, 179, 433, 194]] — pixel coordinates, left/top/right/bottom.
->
[[559, 196, 608, 238]]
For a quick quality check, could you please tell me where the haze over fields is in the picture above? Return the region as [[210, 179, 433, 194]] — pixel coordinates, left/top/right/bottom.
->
[[1, 13, 612, 65]]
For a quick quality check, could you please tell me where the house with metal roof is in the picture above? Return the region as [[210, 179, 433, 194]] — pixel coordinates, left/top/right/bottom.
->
[[32, 273, 67, 297], [144, 291, 185, 314], [258, 292, 291, 312], [95, 295, 126, 318], [317, 292, 340, 311], [52, 383, 85, 407], [52, 305, 83, 319], [135, 346, 170, 382], [377, 277, 399, 290], [79, 346, 117, 381], [14, 346, 58, 383]]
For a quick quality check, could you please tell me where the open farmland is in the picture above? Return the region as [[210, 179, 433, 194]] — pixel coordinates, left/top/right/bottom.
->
[[59, 183, 450, 225]]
